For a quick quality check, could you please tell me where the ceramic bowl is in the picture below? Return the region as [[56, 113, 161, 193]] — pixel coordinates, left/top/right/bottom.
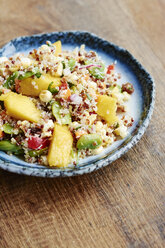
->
[[0, 31, 155, 177]]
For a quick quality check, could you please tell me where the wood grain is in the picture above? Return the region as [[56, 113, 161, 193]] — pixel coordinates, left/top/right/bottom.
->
[[0, 0, 165, 247]]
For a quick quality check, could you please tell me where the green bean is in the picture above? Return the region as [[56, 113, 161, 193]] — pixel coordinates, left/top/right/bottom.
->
[[28, 147, 48, 157], [77, 134, 102, 150], [52, 101, 71, 124]]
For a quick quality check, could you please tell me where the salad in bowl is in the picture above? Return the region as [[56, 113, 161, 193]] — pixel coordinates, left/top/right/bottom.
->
[[0, 40, 134, 168]]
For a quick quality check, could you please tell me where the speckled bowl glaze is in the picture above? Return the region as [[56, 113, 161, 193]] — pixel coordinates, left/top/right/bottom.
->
[[0, 31, 155, 177]]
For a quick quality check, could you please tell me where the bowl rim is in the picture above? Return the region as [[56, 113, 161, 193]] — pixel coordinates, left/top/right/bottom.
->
[[0, 30, 155, 177]]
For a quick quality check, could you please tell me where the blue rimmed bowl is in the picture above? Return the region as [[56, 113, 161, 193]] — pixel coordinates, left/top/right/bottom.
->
[[0, 31, 155, 177]]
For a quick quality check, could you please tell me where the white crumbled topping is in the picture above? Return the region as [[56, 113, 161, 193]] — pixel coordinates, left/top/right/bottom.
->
[[63, 68, 71, 76], [20, 57, 32, 67], [95, 121, 104, 132], [39, 44, 52, 53], [123, 91, 130, 101], [31, 81, 39, 89], [11, 138, 17, 144], [92, 146, 104, 155], [43, 120, 54, 131], [40, 155, 48, 166], [13, 128, 19, 135], [70, 121, 80, 129], [89, 114, 97, 124], [115, 125, 128, 138]]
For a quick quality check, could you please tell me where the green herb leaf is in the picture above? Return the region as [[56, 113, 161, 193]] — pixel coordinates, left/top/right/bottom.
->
[[86, 93, 92, 100], [3, 71, 19, 89], [68, 82, 75, 88], [18, 68, 41, 80], [28, 147, 48, 157], [68, 58, 76, 71], [48, 82, 59, 94], [62, 61, 66, 69], [35, 72, 42, 78], [114, 122, 119, 129]]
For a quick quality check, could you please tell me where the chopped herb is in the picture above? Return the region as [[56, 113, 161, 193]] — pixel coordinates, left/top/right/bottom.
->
[[62, 61, 66, 69], [75, 126, 81, 130], [114, 122, 119, 129], [3, 71, 19, 89], [68, 58, 76, 71], [68, 82, 75, 88], [49, 99, 55, 105], [46, 41, 52, 47], [28, 147, 48, 157], [86, 93, 92, 100], [35, 72, 42, 78], [18, 68, 41, 80], [48, 82, 59, 94]]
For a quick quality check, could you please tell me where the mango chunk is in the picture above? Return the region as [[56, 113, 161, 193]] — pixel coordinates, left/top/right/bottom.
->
[[20, 74, 61, 96], [0, 92, 40, 122], [53, 40, 62, 56], [48, 124, 73, 167], [97, 95, 119, 125]]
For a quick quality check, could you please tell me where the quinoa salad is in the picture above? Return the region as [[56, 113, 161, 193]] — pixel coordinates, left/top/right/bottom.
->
[[0, 40, 134, 168]]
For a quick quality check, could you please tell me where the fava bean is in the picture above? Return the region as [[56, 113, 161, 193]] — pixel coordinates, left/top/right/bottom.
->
[[77, 134, 102, 150], [52, 101, 71, 124], [3, 123, 14, 134], [0, 140, 23, 155]]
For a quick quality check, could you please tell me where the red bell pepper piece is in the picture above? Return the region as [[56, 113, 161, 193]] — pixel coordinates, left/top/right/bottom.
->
[[107, 64, 115, 74], [28, 136, 49, 150]]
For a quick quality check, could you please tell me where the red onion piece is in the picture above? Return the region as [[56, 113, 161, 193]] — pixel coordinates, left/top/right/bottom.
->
[[70, 94, 82, 104], [79, 64, 102, 70]]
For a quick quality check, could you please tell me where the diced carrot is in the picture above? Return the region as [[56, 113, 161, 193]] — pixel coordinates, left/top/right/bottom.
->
[[62, 89, 71, 100], [107, 64, 115, 74], [84, 74, 90, 81]]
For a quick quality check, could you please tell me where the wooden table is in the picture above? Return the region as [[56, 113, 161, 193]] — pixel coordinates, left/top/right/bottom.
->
[[0, 0, 164, 247]]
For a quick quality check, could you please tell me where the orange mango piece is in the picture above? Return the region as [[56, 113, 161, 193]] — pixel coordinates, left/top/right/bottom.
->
[[53, 40, 62, 56], [47, 124, 73, 167], [97, 95, 119, 125], [0, 92, 40, 123]]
